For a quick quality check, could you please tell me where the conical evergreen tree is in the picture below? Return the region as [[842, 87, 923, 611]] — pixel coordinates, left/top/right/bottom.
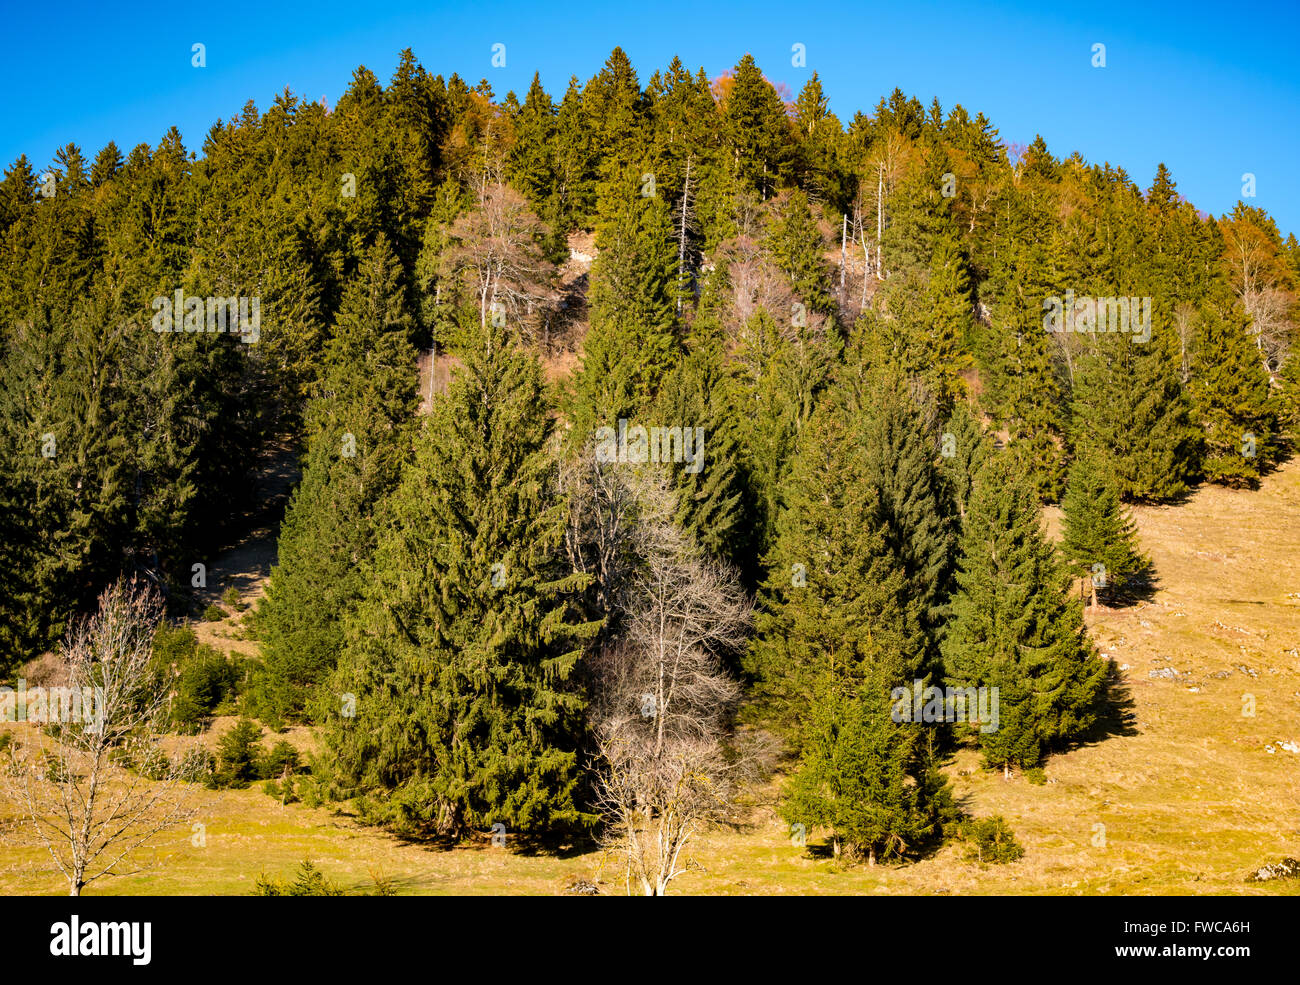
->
[[255, 237, 417, 723], [747, 400, 924, 740], [1060, 443, 1149, 607], [854, 373, 958, 679], [781, 680, 945, 865], [652, 320, 746, 567], [324, 323, 599, 837], [1188, 304, 1278, 486], [569, 163, 679, 438], [939, 400, 991, 520], [1069, 328, 1199, 502], [943, 454, 1106, 774]]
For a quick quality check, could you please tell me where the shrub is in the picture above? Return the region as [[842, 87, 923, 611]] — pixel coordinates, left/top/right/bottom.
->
[[221, 586, 245, 612], [1024, 767, 1047, 786], [203, 604, 225, 622], [212, 718, 265, 788], [958, 815, 1025, 864], [252, 860, 396, 896], [262, 740, 301, 779], [153, 625, 240, 731]]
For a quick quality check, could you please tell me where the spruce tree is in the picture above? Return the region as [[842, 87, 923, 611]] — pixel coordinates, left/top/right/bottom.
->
[[652, 321, 746, 567], [1188, 304, 1278, 486], [1060, 443, 1149, 607], [569, 163, 679, 438], [781, 682, 940, 865], [943, 454, 1106, 774], [854, 373, 958, 679], [1069, 328, 1199, 502], [255, 237, 417, 724], [325, 324, 598, 837], [747, 400, 924, 740], [939, 400, 991, 520]]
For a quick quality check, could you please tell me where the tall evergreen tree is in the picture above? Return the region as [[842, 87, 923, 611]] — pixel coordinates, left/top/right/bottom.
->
[[1060, 443, 1149, 608], [1188, 304, 1279, 485], [324, 324, 598, 837], [943, 454, 1106, 774], [255, 237, 417, 723]]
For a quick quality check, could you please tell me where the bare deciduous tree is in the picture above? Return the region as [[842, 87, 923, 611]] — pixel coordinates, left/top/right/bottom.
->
[[441, 180, 558, 350], [587, 499, 754, 895], [1, 579, 196, 895]]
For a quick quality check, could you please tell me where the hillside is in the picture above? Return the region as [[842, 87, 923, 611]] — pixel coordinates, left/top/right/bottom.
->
[[2, 454, 1295, 896]]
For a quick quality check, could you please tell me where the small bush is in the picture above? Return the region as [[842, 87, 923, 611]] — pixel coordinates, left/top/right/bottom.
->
[[212, 718, 265, 788], [1024, 767, 1047, 786], [958, 815, 1024, 864], [203, 604, 225, 622], [221, 586, 245, 611], [252, 860, 396, 896], [254, 860, 344, 896], [262, 740, 301, 779], [262, 776, 299, 804], [153, 625, 240, 732]]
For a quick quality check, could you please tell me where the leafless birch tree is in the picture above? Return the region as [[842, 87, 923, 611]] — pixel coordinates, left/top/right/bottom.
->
[[1, 579, 196, 895]]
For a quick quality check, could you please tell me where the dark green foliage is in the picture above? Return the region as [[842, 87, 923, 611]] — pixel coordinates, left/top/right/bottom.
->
[[212, 718, 266, 789], [939, 401, 992, 518], [152, 625, 239, 731], [1069, 329, 1199, 502], [781, 684, 942, 865], [1060, 444, 1149, 606], [255, 236, 418, 724], [324, 325, 599, 838], [748, 402, 922, 739], [958, 815, 1024, 863], [1189, 305, 1279, 486], [652, 324, 746, 566], [943, 454, 1106, 772]]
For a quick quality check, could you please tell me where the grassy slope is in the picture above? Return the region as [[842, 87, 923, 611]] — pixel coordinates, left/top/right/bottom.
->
[[2, 459, 1298, 896]]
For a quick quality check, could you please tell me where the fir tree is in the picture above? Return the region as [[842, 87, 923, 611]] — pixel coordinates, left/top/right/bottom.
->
[[256, 237, 417, 723]]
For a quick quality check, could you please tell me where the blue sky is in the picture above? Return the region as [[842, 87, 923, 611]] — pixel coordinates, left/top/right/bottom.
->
[[3, 0, 1298, 235]]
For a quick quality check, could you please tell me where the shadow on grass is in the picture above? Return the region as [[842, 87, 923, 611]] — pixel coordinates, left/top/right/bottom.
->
[[1072, 659, 1139, 750]]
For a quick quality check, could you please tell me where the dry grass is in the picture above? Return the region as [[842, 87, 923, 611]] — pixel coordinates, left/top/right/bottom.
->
[[2, 459, 1298, 895]]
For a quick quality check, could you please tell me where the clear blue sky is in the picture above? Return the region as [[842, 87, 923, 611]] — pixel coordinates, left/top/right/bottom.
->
[[3, 0, 1298, 235]]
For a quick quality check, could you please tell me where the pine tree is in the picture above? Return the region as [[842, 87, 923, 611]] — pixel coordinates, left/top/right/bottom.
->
[[1060, 444, 1149, 607], [854, 373, 958, 679], [943, 454, 1106, 774], [325, 324, 598, 837], [722, 55, 793, 201], [652, 321, 746, 566], [781, 681, 940, 865], [569, 164, 679, 438], [1069, 327, 1199, 502]]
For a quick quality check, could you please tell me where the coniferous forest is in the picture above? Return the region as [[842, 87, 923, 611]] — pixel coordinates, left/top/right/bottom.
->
[[2, 24, 1299, 913]]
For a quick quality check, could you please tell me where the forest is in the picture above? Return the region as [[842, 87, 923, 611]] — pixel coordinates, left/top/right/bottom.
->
[[0, 45, 1297, 895]]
